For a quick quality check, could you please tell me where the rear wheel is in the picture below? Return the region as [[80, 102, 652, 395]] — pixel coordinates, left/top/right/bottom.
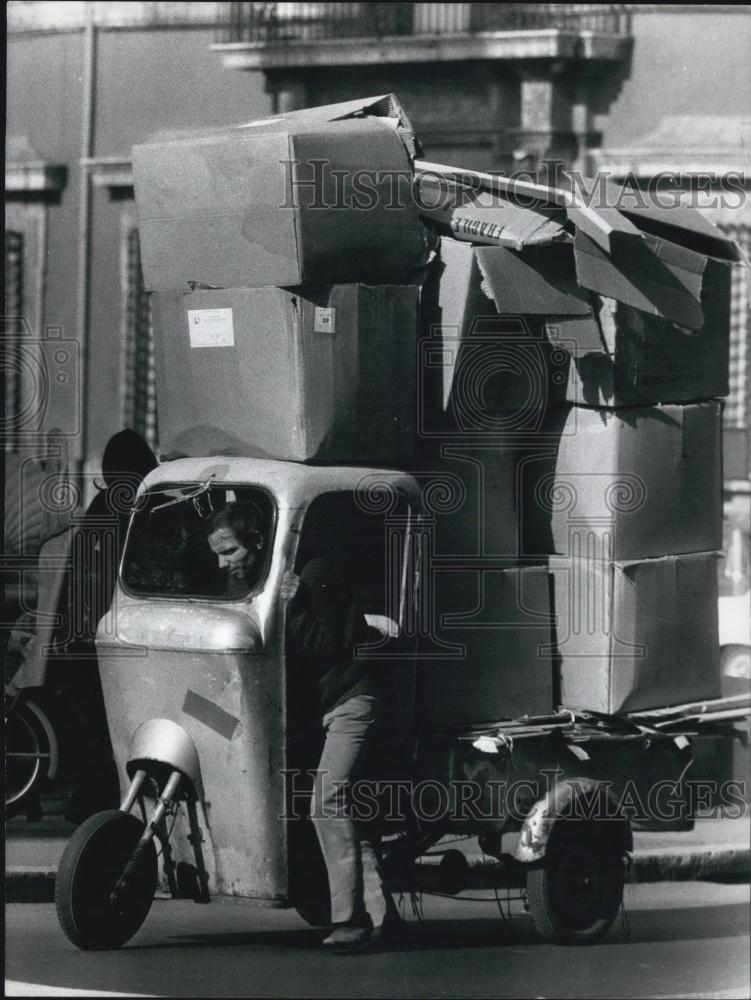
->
[[526, 822, 625, 944], [56, 809, 157, 950]]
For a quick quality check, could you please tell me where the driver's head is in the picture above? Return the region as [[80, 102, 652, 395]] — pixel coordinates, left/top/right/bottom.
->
[[298, 559, 344, 613], [207, 502, 264, 581]]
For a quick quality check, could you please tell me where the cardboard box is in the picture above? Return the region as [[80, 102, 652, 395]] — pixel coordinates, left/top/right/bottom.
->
[[544, 278, 731, 406], [519, 401, 723, 562], [551, 551, 721, 713], [418, 239, 583, 435], [151, 284, 419, 462], [574, 229, 731, 331], [425, 237, 731, 414], [420, 445, 524, 563], [416, 565, 554, 729], [133, 104, 427, 291]]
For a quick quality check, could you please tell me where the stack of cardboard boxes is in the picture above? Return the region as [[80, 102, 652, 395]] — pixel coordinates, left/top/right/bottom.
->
[[416, 183, 737, 724], [134, 96, 429, 464], [524, 207, 736, 715], [134, 95, 738, 731]]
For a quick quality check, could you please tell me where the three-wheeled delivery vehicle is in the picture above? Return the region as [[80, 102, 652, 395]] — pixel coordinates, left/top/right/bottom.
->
[[54, 456, 695, 949]]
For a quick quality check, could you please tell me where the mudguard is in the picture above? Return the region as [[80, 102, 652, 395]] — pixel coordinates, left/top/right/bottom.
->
[[126, 718, 204, 802], [514, 776, 633, 863]]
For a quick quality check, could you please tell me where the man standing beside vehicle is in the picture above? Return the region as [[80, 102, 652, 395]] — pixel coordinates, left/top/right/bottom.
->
[[281, 559, 397, 952]]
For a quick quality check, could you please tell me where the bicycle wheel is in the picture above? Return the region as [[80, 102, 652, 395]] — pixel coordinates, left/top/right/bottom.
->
[[5, 695, 53, 816]]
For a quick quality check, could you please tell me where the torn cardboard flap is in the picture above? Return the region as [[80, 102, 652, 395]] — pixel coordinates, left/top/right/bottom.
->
[[544, 313, 605, 356], [231, 94, 422, 158], [234, 93, 416, 135], [565, 203, 644, 256], [416, 174, 568, 249], [475, 245, 592, 315], [573, 229, 728, 329], [601, 178, 742, 262], [417, 161, 653, 256]]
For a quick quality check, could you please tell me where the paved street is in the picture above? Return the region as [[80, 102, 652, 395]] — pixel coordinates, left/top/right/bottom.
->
[[6, 881, 750, 999]]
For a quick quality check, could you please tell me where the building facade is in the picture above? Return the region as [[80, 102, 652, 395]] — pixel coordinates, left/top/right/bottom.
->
[[5, 2, 750, 561]]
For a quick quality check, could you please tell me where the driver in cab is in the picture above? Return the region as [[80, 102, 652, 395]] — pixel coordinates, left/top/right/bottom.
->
[[206, 502, 266, 598]]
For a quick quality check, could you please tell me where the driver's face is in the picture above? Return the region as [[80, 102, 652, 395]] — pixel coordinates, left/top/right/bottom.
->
[[208, 527, 257, 579]]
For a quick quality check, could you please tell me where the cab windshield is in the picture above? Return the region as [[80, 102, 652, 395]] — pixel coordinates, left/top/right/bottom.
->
[[121, 483, 275, 600]]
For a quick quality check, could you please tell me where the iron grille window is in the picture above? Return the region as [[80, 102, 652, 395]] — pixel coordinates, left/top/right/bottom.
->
[[4, 231, 24, 453], [123, 227, 158, 453], [720, 224, 751, 431]]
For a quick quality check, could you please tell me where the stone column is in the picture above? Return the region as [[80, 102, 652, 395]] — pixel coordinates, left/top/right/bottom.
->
[[265, 74, 308, 115], [510, 66, 579, 172]]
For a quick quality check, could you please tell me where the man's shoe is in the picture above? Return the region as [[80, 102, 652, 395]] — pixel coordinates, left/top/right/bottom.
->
[[322, 923, 372, 953]]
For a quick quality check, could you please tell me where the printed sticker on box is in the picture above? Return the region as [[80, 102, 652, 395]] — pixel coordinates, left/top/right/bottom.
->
[[314, 307, 336, 334], [188, 308, 235, 348]]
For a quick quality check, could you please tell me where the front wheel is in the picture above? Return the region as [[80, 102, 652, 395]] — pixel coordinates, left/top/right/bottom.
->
[[56, 809, 158, 950], [526, 822, 625, 945]]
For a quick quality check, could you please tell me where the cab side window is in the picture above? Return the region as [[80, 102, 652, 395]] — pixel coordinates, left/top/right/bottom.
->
[[295, 490, 410, 635]]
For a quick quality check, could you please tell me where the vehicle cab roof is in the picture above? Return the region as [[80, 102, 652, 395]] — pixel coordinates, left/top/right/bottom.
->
[[140, 456, 422, 511]]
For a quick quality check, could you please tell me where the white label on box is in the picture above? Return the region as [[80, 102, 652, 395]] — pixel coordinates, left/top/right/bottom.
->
[[188, 309, 235, 348], [314, 307, 335, 334]]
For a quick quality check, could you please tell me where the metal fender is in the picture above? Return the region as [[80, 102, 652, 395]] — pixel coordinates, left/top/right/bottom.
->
[[514, 776, 633, 864], [127, 718, 204, 802]]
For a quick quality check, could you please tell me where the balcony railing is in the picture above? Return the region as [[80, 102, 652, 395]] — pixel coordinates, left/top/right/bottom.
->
[[217, 3, 632, 46]]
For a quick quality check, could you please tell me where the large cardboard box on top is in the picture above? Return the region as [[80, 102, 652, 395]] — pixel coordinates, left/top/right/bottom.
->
[[520, 400, 722, 562], [416, 565, 554, 729], [550, 551, 721, 713], [151, 284, 419, 463], [133, 99, 427, 292]]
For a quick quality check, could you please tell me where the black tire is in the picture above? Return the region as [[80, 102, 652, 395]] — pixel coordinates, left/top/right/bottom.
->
[[5, 696, 53, 817], [526, 823, 625, 945], [56, 809, 158, 950]]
